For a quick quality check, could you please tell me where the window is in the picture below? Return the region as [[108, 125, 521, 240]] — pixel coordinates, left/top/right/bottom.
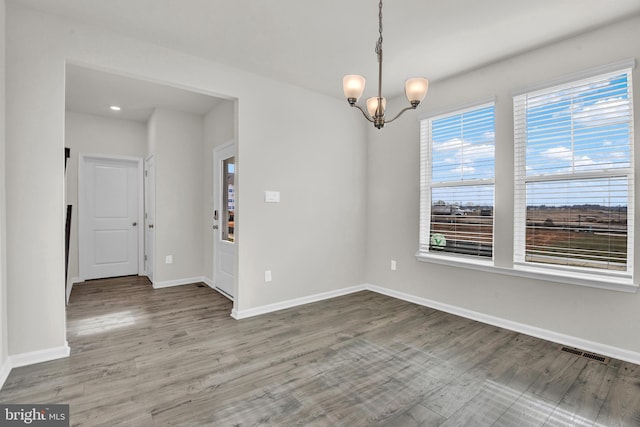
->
[[514, 69, 633, 275], [222, 157, 235, 242], [419, 103, 495, 259]]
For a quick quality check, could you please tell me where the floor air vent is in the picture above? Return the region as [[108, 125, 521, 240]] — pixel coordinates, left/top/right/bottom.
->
[[560, 346, 609, 364]]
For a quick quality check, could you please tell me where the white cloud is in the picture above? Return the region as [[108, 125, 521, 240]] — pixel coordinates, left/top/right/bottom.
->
[[462, 144, 494, 162], [433, 138, 466, 152], [575, 156, 595, 167], [452, 165, 476, 173], [542, 146, 595, 170], [574, 97, 629, 125], [434, 138, 494, 163], [526, 80, 611, 109], [542, 146, 572, 161], [541, 144, 630, 172], [433, 138, 494, 178]]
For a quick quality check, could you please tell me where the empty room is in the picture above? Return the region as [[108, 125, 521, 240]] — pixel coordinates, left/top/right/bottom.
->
[[0, 0, 639, 425]]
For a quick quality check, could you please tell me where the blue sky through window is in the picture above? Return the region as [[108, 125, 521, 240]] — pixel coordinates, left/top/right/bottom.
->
[[523, 73, 631, 207], [431, 105, 495, 193]]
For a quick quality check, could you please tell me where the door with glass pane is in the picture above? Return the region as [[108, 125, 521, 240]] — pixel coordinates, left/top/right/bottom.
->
[[214, 143, 236, 298]]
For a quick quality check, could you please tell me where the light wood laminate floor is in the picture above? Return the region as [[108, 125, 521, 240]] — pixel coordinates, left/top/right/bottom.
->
[[1, 276, 639, 426]]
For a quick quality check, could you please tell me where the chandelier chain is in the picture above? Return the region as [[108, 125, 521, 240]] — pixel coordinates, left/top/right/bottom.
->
[[375, 0, 383, 63]]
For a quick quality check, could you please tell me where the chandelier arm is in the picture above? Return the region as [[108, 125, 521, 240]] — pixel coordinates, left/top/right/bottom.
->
[[352, 104, 375, 123], [385, 106, 418, 124]]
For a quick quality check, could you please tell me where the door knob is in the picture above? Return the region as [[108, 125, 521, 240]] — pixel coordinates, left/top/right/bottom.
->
[[132, 222, 137, 226], [213, 225, 219, 230]]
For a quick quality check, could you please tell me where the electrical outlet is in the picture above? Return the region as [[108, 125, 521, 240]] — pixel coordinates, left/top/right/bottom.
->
[[165, 255, 173, 264], [391, 260, 397, 271], [264, 270, 272, 282]]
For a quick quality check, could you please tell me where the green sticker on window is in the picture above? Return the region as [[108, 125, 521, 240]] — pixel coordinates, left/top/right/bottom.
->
[[430, 233, 446, 248]]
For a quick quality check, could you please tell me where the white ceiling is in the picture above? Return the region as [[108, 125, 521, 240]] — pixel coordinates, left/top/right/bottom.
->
[[65, 65, 225, 122], [30, 0, 640, 116]]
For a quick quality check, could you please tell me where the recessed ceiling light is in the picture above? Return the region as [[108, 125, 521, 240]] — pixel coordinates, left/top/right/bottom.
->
[[109, 105, 121, 111]]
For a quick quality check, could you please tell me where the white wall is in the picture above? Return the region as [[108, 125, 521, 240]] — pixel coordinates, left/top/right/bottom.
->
[[147, 108, 204, 284], [233, 91, 367, 312], [0, 0, 9, 384], [6, 5, 67, 356], [203, 100, 235, 282], [147, 110, 157, 157], [366, 15, 640, 358], [4, 1, 363, 357], [65, 111, 148, 285]]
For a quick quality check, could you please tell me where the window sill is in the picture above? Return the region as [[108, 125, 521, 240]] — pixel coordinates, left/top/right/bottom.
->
[[415, 251, 638, 294]]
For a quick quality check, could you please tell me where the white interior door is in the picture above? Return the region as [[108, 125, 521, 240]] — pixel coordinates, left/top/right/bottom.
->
[[214, 143, 236, 298], [79, 155, 141, 280], [144, 155, 155, 283]]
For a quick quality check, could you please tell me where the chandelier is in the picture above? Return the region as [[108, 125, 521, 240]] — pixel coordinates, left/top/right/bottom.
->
[[343, 0, 429, 129]]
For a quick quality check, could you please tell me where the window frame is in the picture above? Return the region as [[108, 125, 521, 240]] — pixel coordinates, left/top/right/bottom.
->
[[415, 61, 638, 293], [418, 100, 496, 263], [513, 67, 634, 279]]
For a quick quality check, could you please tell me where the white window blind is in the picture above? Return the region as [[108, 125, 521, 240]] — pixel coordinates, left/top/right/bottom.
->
[[420, 103, 495, 259], [514, 69, 634, 274]]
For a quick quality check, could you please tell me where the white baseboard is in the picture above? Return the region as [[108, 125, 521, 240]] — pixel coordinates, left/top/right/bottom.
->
[[366, 284, 640, 366], [228, 281, 640, 365], [0, 358, 11, 389], [201, 277, 234, 301], [152, 276, 205, 289], [9, 342, 71, 369], [232, 285, 367, 320]]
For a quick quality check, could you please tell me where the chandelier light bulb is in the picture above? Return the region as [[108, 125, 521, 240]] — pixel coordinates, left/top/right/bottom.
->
[[343, 75, 366, 103], [366, 97, 386, 117], [405, 78, 429, 105]]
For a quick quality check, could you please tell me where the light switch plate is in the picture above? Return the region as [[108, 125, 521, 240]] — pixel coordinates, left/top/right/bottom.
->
[[265, 191, 280, 203]]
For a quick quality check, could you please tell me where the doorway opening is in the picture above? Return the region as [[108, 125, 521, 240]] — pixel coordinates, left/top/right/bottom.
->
[[64, 63, 238, 313]]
